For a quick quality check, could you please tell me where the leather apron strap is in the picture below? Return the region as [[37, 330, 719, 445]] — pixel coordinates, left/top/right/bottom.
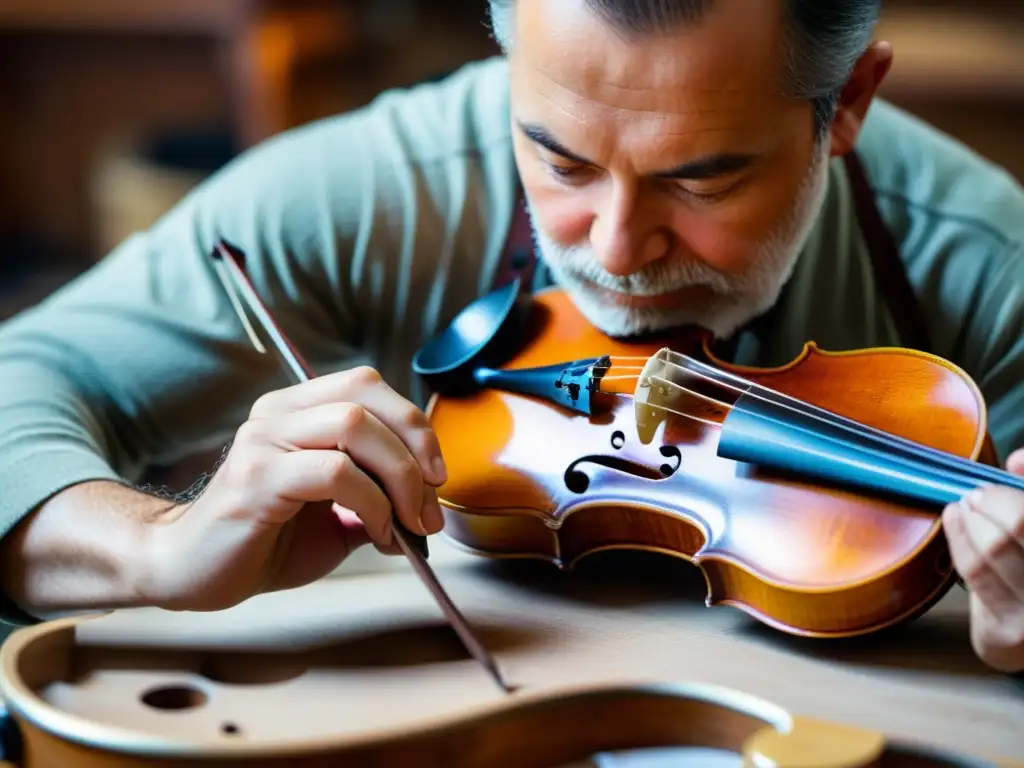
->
[[495, 153, 932, 355], [842, 151, 934, 354], [492, 192, 538, 293]]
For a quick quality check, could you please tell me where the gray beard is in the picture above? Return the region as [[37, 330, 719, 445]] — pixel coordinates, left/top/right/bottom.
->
[[527, 148, 830, 340]]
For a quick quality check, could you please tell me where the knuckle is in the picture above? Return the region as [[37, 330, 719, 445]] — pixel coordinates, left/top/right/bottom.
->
[[1011, 509, 1024, 540], [249, 391, 281, 419], [395, 455, 422, 485], [1009, 621, 1024, 650], [981, 534, 1013, 564], [234, 418, 267, 447], [399, 404, 429, 432], [335, 402, 367, 436], [962, 561, 987, 586], [222, 448, 268, 492], [345, 365, 382, 390], [325, 451, 353, 485]]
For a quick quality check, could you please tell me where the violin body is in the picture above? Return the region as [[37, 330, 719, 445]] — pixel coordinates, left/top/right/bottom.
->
[[427, 288, 998, 639]]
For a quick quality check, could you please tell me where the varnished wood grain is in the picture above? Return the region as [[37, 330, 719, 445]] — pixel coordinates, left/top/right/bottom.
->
[[427, 288, 990, 639]]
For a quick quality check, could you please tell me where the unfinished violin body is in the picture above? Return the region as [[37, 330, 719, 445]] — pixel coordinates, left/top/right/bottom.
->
[[426, 287, 1005, 639], [0, 612, 1018, 768]]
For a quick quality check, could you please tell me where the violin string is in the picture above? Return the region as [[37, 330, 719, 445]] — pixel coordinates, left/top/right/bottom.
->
[[587, 354, 1017, 494], [600, 373, 734, 414], [602, 391, 725, 429], [599, 354, 946, 459], [648, 354, 1022, 489], [600, 377, 974, 498]]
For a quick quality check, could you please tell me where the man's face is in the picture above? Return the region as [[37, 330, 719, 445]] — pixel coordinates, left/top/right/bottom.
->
[[508, 0, 831, 339]]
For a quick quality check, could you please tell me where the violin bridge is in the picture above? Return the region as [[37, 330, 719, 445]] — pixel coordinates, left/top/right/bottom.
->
[[634, 348, 731, 443]]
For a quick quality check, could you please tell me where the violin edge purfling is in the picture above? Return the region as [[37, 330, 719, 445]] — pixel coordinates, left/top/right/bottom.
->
[[424, 285, 1004, 640]]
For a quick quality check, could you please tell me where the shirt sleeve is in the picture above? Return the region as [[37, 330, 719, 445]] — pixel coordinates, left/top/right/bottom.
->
[[0, 57, 517, 626], [938, 239, 1024, 465], [964, 242, 1024, 465], [0, 112, 384, 615]]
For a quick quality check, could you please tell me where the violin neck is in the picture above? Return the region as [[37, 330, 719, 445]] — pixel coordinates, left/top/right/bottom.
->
[[716, 390, 1024, 508]]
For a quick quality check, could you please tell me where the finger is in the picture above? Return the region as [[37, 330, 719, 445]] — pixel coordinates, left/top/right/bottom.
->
[[1007, 448, 1024, 476], [943, 502, 981, 582], [264, 402, 430, 536], [270, 449, 395, 547], [332, 504, 402, 556], [331, 504, 373, 552], [421, 485, 445, 534], [250, 367, 446, 486], [265, 501, 366, 592], [962, 487, 1024, 603], [969, 592, 1024, 674], [942, 501, 1020, 614]]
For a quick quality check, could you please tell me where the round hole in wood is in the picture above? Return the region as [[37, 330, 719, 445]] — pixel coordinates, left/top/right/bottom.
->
[[140, 684, 207, 711], [200, 654, 308, 685], [221, 722, 241, 736]]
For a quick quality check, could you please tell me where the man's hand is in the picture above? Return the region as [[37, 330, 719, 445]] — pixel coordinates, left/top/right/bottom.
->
[[942, 448, 1024, 673], [139, 365, 447, 612]]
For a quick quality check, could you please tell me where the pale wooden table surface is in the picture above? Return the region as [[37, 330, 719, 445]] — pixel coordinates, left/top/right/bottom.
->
[[36, 534, 1021, 765]]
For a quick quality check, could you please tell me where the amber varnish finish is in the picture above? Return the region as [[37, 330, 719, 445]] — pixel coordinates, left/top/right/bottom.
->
[[427, 289, 995, 639]]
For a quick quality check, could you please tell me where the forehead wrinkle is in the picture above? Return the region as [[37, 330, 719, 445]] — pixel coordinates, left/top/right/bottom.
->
[[530, 94, 757, 152], [529, 93, 764, 162], [524, 34, 774, 113], [532, 68, 756, 125]]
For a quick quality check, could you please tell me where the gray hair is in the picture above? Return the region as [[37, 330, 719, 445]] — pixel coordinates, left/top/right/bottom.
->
[[486, 0, 881, 138]]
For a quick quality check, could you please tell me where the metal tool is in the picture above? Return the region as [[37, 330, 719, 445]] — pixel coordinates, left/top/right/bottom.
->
[[210, 239, 510, 694]]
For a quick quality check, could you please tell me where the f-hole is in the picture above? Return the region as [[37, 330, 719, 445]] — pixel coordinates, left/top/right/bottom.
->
[[562, 430, 683, 494], [611, 430, 680, 476]]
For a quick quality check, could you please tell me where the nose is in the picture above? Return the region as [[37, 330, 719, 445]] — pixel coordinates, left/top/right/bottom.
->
[[589, 180, 671, 276]]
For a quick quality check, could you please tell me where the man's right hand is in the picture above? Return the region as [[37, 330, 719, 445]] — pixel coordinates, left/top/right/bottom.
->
[[139, 365, 448, 612]]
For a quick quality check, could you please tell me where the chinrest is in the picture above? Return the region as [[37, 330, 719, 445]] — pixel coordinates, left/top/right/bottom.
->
[[412, 277, 531, 394]]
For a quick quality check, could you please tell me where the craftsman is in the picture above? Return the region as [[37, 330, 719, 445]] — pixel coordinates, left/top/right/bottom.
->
[[0, 0, 1021, 673]]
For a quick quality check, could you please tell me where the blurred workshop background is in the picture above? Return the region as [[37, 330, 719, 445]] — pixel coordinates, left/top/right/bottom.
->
[[0, 0, 1021, 319]]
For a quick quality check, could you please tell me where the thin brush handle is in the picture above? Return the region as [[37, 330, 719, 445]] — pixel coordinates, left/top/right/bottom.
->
[[210, 240, 510, 693]]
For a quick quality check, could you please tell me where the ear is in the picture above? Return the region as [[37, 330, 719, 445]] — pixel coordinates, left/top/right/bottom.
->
[[828, 41, 894, 157]]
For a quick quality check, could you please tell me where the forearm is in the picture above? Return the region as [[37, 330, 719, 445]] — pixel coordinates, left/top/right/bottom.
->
[[0, 480, 180, 619]]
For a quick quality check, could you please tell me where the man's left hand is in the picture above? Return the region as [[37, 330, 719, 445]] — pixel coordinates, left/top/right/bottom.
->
[[942, 448, 1024, 672]]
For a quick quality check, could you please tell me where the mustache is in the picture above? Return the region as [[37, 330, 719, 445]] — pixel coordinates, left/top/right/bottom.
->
[[531, 233, 745, 298], [526, 147, 830, 302]]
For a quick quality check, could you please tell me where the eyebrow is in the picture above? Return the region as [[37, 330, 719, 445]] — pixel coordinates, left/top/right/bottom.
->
[[518, 121, 756, 180]]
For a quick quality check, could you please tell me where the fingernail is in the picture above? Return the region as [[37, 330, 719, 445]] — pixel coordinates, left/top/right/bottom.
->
[[432, 456, 448, 485], [423, 495, 445, 533], [964, 488, 985, 508]]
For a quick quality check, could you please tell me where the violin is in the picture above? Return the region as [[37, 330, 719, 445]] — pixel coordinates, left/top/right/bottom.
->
[[417, 280, 1024, 639]]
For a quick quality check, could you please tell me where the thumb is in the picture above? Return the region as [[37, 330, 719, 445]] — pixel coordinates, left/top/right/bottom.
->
[[332, 504, 402, 557], [332, 504, 373, 552], [1008, 448, 1024, 476]]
